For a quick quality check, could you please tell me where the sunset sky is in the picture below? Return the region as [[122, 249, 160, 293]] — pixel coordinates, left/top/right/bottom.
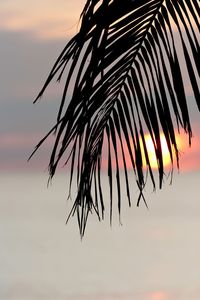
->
[[1, 0, 200, 173], [1, 2, 200, 300]]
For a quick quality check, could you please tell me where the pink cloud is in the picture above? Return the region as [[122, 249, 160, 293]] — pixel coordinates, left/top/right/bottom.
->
[[0, 132, 54, 171], [148, 291, 168, 300], [0, 133, 39, 149], [0, 0, 85, 40], [1, 122, 200, 173]]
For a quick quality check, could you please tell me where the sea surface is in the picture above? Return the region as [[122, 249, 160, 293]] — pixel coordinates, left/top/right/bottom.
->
[[1, 171, 200, 300]]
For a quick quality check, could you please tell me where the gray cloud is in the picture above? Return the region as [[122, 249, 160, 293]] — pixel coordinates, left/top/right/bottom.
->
[[0, 29, 73, 134], [1, 30, 70, 97], [0, 29, 70, 170]]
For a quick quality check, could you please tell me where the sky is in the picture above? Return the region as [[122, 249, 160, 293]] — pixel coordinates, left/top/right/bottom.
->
[[0, 0, 85, 172], [1, 2, 200, 300], [0, 0, 200, 174]]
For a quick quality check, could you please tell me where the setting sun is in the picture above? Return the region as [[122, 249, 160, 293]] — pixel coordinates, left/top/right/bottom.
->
[[141, 133, 171, 169], [104, 130, 194, 172]]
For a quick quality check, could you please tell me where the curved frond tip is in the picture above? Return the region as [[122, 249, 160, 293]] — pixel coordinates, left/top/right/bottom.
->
[[32, 0, 200, 237]]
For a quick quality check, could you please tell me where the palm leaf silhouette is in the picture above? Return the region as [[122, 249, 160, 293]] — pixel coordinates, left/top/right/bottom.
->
[[31, 0, 200, 236]]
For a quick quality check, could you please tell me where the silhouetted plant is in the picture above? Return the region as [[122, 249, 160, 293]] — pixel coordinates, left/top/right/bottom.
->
[[31, 0, 200, 237]]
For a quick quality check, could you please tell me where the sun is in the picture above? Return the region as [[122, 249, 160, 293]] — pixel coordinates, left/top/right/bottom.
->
[[142, 133, 171, 169]]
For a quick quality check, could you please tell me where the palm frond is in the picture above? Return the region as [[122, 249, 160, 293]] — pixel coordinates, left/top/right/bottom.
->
[[32, 0, 200, 237]]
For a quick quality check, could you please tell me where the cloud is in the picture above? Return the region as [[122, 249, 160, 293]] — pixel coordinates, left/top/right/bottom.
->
[[0, 29, 69, 136], [0, 0, 85, 40], [0, 132, 52, 171], [177, 125, 200, 172], [0, 29, 66, 101]]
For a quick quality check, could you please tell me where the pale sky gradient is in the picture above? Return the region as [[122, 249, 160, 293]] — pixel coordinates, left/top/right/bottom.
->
[[0, 0, 85, 39], [0, 0, 200, 172], [1, 3, 200, 300]]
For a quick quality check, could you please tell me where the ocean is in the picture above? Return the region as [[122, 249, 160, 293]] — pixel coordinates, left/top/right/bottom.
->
[[1, 171, 200, 300]]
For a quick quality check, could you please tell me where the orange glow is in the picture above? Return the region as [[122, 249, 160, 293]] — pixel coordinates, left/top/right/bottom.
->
[[140, 130, 200, 171], [142, 133, 171, 169], [102, 128, 200, 172], [1, 0, 196, 41], [0, 0, 86, 40], [149, 291, 168, 300]]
